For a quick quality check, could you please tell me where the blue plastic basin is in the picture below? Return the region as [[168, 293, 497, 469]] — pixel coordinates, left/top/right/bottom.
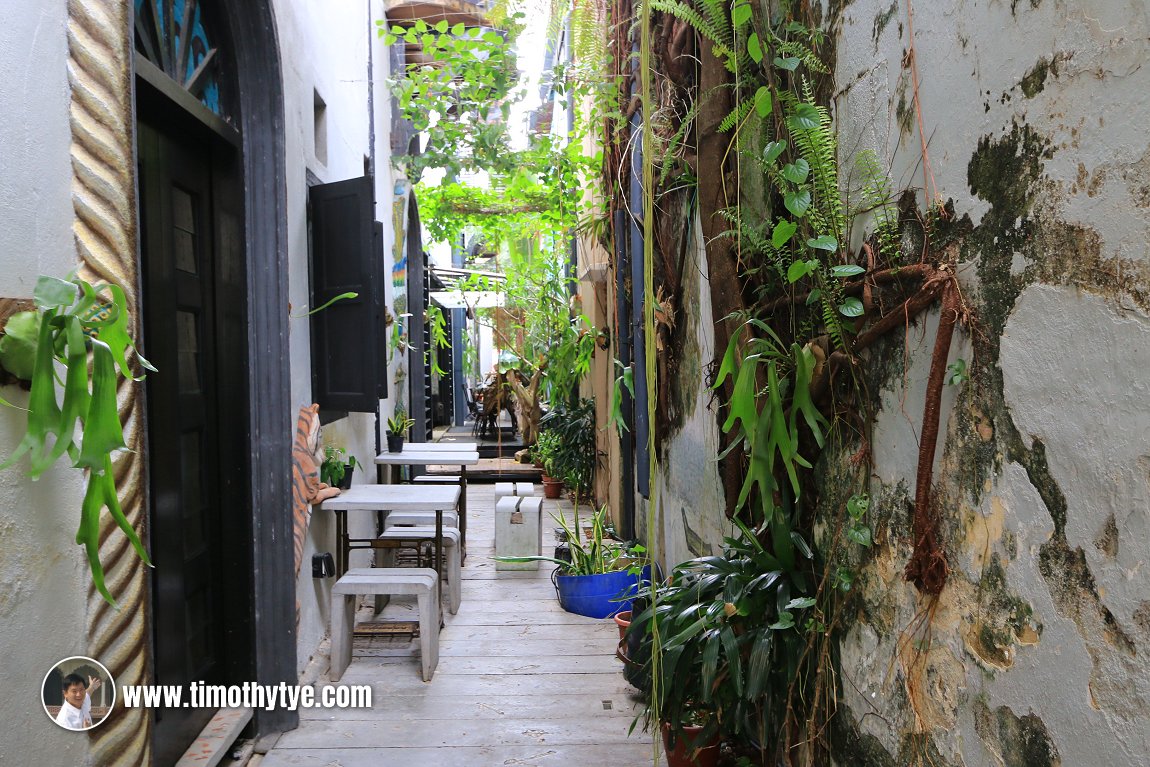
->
[[555, 566, 651, 619]]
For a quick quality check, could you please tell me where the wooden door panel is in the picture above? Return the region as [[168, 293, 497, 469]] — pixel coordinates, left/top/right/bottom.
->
[[138, 115, 233, 766]]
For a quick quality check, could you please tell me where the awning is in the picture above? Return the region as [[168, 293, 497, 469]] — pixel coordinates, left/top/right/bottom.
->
[[386, 0, 491, 29], [429, 290, 506, 309]]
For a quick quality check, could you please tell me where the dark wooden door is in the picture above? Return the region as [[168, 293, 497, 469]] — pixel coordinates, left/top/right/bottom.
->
[[137, 107, 249, 766]]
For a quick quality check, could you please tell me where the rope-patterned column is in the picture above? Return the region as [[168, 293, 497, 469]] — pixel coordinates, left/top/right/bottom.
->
[[67, 1, 152, 763]]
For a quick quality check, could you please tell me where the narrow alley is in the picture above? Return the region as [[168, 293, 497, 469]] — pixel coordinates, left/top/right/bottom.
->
[[259, 483, 656, 767]]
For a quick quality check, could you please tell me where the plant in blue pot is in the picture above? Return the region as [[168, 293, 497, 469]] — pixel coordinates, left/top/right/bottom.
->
[[495, 504, 650, 619]]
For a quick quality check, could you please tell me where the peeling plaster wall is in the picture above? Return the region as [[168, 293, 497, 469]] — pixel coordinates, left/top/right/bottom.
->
[[0, 3, 97, 763], [650, 214, 730, 567], [275, 0, 397, 675], [827, 0, 1150, 763]]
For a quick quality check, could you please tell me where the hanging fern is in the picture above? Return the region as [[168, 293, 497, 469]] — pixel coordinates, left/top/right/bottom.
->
[[718, 97, 754, 132]]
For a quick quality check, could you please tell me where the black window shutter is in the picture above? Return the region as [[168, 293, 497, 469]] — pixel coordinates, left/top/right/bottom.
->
[[309, 175, 383, 412]]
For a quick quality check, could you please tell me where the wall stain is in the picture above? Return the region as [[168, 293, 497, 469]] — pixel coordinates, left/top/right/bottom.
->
[[872, 1, 899, 50], [973, 699, 1062, 766], [1020, 54, 1064, 98]]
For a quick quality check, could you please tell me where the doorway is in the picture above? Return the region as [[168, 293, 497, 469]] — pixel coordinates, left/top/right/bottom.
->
[[136, 81, 252, 766]]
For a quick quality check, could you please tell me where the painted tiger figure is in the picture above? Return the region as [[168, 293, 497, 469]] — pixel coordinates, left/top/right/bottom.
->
[[291, 404, 342, 607]]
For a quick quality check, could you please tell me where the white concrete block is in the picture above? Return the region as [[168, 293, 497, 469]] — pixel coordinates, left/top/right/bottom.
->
[[495, 496, 542, 570]]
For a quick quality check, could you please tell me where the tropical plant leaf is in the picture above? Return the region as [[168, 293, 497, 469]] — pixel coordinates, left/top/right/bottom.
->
[[771, 219, 797, 248], [762, 140, 786, 166], [838, 297, 865, 317], [747, 33, 763, 63], [784, 188, 811, 218], [807, 235, 838, 252], [754, 86, 772, 118], [780, 159, 810, 184]]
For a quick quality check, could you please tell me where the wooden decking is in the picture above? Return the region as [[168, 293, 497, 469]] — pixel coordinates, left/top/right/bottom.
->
[[258, 485, 656, 767]]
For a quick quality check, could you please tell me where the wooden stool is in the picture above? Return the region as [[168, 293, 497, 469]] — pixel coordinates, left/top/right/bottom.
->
[[331, 568, 439, 682]]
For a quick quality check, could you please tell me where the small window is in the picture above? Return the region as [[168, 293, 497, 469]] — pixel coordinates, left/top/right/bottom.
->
[[313, 90, 328, 166]]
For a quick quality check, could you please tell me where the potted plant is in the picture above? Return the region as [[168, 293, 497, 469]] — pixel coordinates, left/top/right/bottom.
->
[[532, 430, 564, 498], [495, 505, 649, 619], [320, 445, 361, 490], [386, 409, 415, 453], [539, 398, 596, 497], [626, 520, 817, 764]]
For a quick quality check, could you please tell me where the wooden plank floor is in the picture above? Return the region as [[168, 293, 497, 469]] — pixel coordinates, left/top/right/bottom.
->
[[258, 485, 657, 767]]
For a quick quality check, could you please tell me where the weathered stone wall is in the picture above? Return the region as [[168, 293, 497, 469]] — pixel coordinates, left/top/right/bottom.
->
[[827, 0, 1150, 763], [648, 213, 732, 567]]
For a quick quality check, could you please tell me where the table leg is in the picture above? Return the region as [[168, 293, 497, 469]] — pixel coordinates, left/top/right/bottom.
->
[[435, 508, 444, 628], [459, 466, 468, 565], [336, 510, 348, 577]]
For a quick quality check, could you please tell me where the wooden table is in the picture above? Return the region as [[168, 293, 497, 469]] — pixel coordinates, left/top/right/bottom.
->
[[375, 447, 478, 561], [318, 484, 462, 606]]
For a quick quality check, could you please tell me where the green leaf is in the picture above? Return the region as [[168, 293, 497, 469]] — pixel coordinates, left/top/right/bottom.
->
[[34, 276, 77, 309], [747, 33, 763, 63], [773, 56, 801, 71], [769, 611, 794, 630], [946, 358, 968, 385], [732, 0, 752, 28], [434, 20, 449, 33], [846, 493, 869, 519], [847, 524, 873, 547], [73, 339, 126, 472], [806, 235, 838, 252], [780, 159, 809, 183], [786, 259, 817, 284], [0, 308, 60, 473], [838, 297, 865, 317], [786, 597, 816, 610], [805, 289, 822, 306], [720, 625, 743, 694], [762, 140, 786, 165], [787, 102, 820, 130], [835, 567, 854, 592], [451, 22, 465, 35], [754, 86, 772, 118], [784, 189, 811, 218], [0, 310, 40, 380], [771, 219, 797, 248], [833, 264, 865, 277], [383, 33, 398, 46], [790, 531, 813, 559]]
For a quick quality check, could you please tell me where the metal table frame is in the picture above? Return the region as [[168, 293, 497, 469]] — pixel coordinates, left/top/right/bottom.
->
[[375, 446, 478, 562]]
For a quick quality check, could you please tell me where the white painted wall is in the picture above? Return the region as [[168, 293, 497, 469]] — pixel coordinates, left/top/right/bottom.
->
[[274, 0, 399, 674], [0, 3, 97, 763], [829, 0, 1150, 762]]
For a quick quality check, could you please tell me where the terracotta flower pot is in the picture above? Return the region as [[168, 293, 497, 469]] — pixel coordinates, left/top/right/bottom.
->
[[662, 722, 720, 767], [613, 610, 632, 641], [542, 476, 563, 499]]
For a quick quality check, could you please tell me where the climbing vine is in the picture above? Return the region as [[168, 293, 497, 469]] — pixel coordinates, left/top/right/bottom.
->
[[601, 0, 972, 761]]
